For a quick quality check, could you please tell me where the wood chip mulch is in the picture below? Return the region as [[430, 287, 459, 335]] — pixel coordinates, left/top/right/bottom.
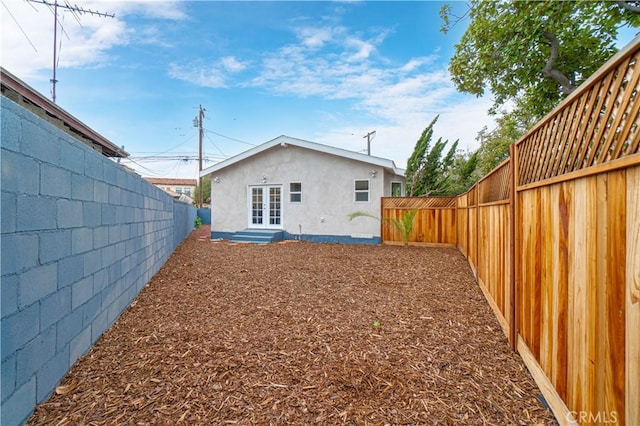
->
[[28, 225, 557, 425]]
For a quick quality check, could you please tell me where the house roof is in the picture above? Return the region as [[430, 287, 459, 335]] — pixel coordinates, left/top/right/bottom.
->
[[200, 135, 405, 178], [144, 178, 197, 186], [1, 67, 128, 158]]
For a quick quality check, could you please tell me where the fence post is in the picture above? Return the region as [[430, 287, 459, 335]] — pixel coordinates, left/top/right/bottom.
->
[[508, 143, 518, 351]]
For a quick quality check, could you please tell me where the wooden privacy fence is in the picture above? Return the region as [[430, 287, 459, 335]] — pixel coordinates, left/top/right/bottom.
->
[[382, 36, 639, 425]]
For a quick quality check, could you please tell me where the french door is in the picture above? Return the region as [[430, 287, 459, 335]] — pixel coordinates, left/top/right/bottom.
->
[[249, 185, 282, 228]]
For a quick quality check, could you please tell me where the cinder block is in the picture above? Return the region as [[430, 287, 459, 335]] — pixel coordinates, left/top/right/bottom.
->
[[109, 186, 121, 205], [17, 195, 57, 231], [116, 168, 128, 188], [71, 227, 93, 255], [1, 191, 16, 233], [100, 245, 116, 269], [0, 376, 35, 426], [40, 164, 71, 199], [103, 164, 116, 186], [84, 153, 104, 181], [93, 266, 109, 294], [55, 310, 82, 351], [1, 303, 40, 361], [1, 148, 40, 195], [0, 102, 21, 152], [92, 309, 111, 341], [59, 141, 85, 174], [81, 294, 101, 326], [21, 118, 59, 165], [40, 287, 71, 330], [18, 263, 57, 308], [102, 205, 116, 226], [82, 202, 101, 227], [1, 354, 16, 402], [36, 345, 69, 403], [82, 251, 101, 277], [57, 255, 84, 288], [1, 274, 18, 317], [93, 226, 109, 249], [16, 325, 56, 386], [71, 173, 93, 202], [57, 199, 83, 229], [39, 230, 71, 263], [93, 181, 109, 203], [69, 326, 91, 365], [0, 233, 38, 276], [71, 276, 93, 310]]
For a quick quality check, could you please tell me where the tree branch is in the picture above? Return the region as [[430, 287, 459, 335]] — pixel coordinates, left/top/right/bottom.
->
[[617, 1, 640, 13], [541, 31, 576, 95]]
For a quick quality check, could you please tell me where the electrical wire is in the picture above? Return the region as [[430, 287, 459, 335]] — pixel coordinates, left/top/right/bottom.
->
[[204, 129, 256, 147], [204, 131, 226, 157], [2, 1, 38, 52]]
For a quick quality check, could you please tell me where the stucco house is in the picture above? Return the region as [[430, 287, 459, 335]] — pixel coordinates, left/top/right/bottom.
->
[[199, 135, 406, 244]]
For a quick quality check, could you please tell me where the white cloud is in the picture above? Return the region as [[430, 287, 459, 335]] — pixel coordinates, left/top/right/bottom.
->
[[168, 62, 227, 88], [221, 56, 248, 73]]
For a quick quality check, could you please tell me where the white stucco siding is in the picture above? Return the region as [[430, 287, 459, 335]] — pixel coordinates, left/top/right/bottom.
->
[[208, 144, 395, 237]]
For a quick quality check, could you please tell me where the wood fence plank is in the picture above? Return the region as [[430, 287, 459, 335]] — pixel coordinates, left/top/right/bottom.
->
[[553, 182, 570, 401], [606, 169, 627, 423], [626, 166, 640, 426], [595, 173, 609, 418], [540, 185, 553, 378]]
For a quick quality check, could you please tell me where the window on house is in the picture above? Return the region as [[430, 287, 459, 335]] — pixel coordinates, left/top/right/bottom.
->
[[176, 188, 183, 194], [290, 182, 302, 203], [354, 179, 369, 202], [391, 181, 402, 197]]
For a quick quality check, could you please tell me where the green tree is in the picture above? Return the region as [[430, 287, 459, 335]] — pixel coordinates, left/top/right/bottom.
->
[[193, 178, 211, 206], [447, 150, 480, 194], [405, 116, 459, 196], [441, 1, 639, 118]]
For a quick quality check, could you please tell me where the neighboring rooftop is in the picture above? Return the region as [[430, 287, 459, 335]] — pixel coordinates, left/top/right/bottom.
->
[[1, 67, 128, 158], [144, 178, 197, 186]]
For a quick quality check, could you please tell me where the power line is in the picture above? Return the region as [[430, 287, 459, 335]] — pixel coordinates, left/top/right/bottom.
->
[[2, 1, 38, 52], [204, 129, 256, 147]]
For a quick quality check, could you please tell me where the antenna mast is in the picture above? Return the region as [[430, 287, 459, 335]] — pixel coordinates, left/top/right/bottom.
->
[[27, 0, 115, 103]]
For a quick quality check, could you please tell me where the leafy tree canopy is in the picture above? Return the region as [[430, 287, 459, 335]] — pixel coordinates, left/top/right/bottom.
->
[[406, 116, 459, 196], [442, 1, 639, 118], [193, 178, 211, 206]]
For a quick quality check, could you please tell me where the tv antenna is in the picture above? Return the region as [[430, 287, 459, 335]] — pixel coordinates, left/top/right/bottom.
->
[[27, 0, 115, 103]]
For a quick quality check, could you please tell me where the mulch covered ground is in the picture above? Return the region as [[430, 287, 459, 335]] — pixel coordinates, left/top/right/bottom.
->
[[28, 226, 556, 425]]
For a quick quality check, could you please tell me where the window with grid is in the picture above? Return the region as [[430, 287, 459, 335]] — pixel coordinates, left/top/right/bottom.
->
[[290, 182, 302, 203], [354, 179, 369, 202]]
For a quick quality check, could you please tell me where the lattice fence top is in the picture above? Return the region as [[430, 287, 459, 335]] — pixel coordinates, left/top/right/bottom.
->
[[478, 160, 511, 203], [517, 43, 640, 186], [382, 197, 457, 209]]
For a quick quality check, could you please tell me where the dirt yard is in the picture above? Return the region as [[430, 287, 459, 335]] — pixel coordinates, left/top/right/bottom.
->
[[28, 226, 556, 425]]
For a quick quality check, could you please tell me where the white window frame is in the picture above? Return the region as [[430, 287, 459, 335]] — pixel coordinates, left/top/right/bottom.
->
[[354, 179, 370, 203], [289, 182, 302, 203], [391, 181, 403, 197]]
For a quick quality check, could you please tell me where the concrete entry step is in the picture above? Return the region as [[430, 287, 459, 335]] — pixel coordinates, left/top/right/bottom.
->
[[229, 229, 284, 244]]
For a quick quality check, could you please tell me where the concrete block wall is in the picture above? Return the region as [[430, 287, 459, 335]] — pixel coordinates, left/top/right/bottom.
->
[[1, 96, 196, 425]]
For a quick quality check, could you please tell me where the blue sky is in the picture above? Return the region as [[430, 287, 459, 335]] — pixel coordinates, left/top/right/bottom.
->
[[2, 1, 637, 179]]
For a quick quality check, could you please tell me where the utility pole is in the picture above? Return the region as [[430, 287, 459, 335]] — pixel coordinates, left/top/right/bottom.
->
[[27, 0, 114, 103], [363, 130, 376, 155], [195, 105, 205, 208]]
